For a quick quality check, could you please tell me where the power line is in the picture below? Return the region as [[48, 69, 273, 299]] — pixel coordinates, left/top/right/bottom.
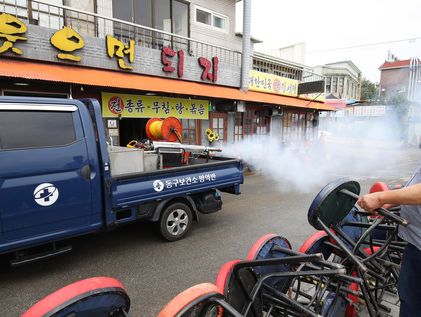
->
[[307, 36, 421, 54]]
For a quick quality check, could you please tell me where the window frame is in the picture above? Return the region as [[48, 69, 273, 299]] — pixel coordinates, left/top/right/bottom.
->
[[171, 0, 190, 37], [195, 8, 211, 26], [243, 109, 254, 138], [193, 5, 229, 33], [111, 0, 190, 37], [234, 112, 244, 141], [253, 110, 270, 136], [0, 106, 80, 151], [181, 118, 200, 145], [282, 110, 314, 144], [209, 112, 227, 142]]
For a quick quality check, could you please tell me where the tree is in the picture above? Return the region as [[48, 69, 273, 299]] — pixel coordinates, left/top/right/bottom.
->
[[360, 78, 377, 101], [388, 94, 409, 122], [386, 93, 409, 143]]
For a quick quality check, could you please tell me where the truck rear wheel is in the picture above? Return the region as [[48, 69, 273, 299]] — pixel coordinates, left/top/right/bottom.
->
[[159, 202, 192, 241]]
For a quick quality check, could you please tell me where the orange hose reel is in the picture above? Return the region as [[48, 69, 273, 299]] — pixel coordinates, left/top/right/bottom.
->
[[146, 117, 183, 142]]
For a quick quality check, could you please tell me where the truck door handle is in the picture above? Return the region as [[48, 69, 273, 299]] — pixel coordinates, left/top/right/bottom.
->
[[81, 165, 91, 180]]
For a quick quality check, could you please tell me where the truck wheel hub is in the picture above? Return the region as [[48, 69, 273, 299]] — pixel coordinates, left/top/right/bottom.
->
[[167, 209, 188, 236]]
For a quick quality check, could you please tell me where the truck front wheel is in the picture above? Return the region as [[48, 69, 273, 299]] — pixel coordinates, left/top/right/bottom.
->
[[159, 202, 193, 241]]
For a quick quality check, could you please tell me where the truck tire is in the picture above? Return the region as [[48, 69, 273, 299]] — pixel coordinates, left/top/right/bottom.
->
[[159, 202, 193, 241]]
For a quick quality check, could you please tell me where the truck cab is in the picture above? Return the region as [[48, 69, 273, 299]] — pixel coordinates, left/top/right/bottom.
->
[[0, 97, 104, 256]]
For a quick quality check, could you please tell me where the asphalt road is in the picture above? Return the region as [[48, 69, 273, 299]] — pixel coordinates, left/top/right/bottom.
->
[[1, 146, 420, 316]]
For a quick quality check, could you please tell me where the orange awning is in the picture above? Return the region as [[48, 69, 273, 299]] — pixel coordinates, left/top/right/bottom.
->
[[0, 59, 334, 111]]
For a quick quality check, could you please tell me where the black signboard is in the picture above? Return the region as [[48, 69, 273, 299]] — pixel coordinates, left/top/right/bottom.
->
[[298, 80, 325, 95]]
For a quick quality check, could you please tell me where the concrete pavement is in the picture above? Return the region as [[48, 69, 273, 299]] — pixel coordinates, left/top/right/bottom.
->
[[1, 146, 419, 316]]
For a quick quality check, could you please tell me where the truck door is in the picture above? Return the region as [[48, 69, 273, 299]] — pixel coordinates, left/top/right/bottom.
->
[[0, 103, 94, 243]]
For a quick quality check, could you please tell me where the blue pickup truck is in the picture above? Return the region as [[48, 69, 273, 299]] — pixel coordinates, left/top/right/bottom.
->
[[0, 97, 243, 265]]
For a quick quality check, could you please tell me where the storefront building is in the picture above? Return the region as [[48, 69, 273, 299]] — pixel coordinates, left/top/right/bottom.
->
[[0, 0, 332, 148], [250, 52, 326, 144]]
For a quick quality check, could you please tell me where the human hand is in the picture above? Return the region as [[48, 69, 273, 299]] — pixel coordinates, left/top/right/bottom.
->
[[357, 193, 383, 214]]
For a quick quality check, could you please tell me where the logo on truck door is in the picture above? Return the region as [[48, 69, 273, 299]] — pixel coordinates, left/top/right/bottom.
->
[[33, 183, 60, 206], [153, 180, 164, 192]]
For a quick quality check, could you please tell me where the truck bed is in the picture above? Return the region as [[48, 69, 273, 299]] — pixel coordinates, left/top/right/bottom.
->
[[110, 156, 243, 210]]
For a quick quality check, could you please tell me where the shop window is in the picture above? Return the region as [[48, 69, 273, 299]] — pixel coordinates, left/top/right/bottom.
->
[[181, 119, 198, 144], [282, 112, 292, 144], [253, 110, 270, 136], [282, 111, 314, 144], [291, 113, 299, 142], [291, 113, 302, 142], [243, 110, 253, 138], [234, 112, 244, 141], [305, 113, 316, 141], [253, 112, 260, 135], [195, 6, 228, 32], [297, 113, 305, 140], [0, 111, 76, 150]]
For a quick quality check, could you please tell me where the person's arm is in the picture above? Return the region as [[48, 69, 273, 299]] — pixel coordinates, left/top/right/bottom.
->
[[357, 183, 421, 213]]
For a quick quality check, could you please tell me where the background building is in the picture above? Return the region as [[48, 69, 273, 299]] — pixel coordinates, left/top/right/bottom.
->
[[261, 42, 306, 65], [378, 57, 421, 145], [0, 0, 331, 148], [379, 57, 421, 102], [314, 61, 362, 101], [251, 52, 325, 144]]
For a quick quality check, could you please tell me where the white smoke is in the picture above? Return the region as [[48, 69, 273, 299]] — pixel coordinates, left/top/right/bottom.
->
[[220, 112, 407, 193]]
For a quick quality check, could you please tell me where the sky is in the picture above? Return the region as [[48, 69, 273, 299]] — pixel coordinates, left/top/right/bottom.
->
[[236, 0, 421, 83]]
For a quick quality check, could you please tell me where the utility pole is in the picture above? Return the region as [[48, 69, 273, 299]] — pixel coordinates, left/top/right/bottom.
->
[[240, 0, 251, 92]]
